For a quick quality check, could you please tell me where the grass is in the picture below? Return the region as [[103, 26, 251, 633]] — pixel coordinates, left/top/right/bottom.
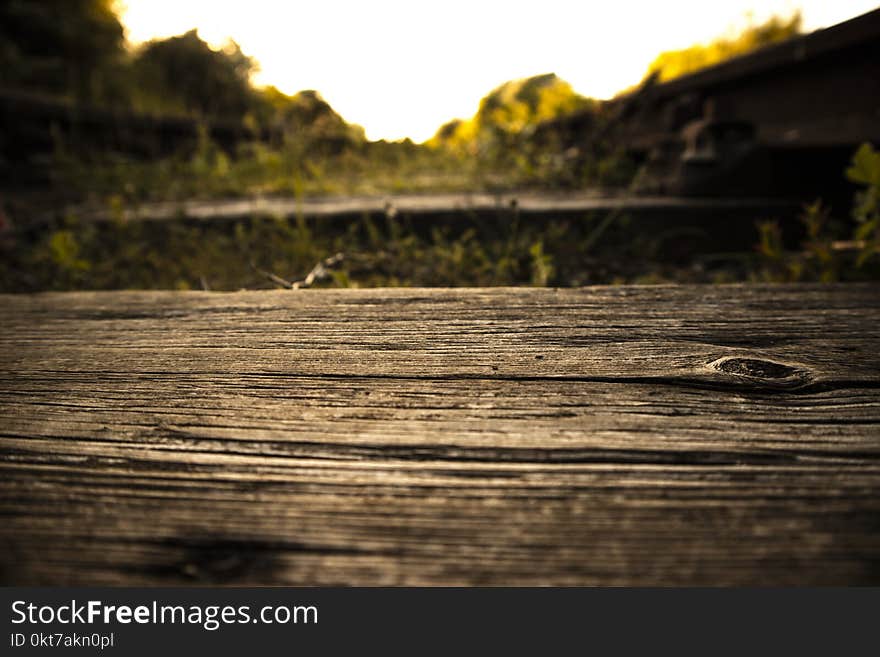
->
[[4, 130, 878, 293], [11, 206, 870, 293]]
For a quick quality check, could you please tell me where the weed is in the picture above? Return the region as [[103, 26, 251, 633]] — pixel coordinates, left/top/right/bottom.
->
[[846, 143, 880, 266], [754, 143, 880, 283]]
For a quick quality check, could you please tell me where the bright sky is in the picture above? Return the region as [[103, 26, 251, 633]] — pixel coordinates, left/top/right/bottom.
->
[[119, 0, 879, 142]]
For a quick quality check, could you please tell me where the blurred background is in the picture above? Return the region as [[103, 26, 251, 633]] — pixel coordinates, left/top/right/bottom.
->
[[1, 0, 878, 291]]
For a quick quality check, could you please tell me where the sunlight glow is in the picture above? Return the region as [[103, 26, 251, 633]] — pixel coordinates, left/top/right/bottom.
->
[[119, 0, 879, 142]]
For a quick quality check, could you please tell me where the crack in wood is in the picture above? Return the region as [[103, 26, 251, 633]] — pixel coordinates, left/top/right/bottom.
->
[[2, 285, 879, 585]]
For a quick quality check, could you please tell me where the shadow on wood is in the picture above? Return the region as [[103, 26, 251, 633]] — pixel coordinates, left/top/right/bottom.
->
[[1, 284, 879, 585]]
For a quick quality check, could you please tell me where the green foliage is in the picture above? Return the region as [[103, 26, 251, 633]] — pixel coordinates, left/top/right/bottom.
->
[[253, 87, 366, 150], [645, 12, 802, 82], [427, 73, 640, 191], [130, 29, 257, 120], [429, 73, 597, 170], [755, 143, 880, 282], [799, 201, 839, 282], [5, 4, 876, 294], [48, 125, 467, 206], [48, 229, 90, 272], [845, 143, 880, 266], [3, 205, 731, 292], [2, 1, 607, 194], [529, 240, 554, 287], [475, 74, 592, 139], [0, 0, 126, 102], [755, 201, 841, 282]]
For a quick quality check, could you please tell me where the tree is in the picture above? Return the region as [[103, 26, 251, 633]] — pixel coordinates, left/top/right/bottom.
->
[[131, 29, 257, 120], [430, 73, 595, 162], [253, 86, 365, 150], [0, 0, 126, 101], [645, 12, 802, 82]]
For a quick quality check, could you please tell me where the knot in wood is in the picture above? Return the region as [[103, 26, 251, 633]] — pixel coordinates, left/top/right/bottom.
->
[[715, 357, 799, 379], [708, 356, 811, 389]]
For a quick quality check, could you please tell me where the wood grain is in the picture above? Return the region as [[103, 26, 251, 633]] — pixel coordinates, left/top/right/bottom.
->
[[1, 284, 879, 585], [97, 192, 797, 224]]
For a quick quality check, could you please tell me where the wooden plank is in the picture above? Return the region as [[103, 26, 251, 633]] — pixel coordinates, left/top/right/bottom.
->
[[79, 193, 797, 224], [1, 284, 879, 585]]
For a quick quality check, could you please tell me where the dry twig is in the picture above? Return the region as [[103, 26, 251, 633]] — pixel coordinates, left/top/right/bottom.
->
[[249, 253, 345, 290]]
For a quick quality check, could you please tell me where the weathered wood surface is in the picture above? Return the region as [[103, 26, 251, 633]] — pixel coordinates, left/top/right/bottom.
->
[[1, 284, 879, 585], [87, 192, 797, 224]]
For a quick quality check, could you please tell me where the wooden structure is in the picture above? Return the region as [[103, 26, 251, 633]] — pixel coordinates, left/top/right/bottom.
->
[[1, 284, 878, 585], [625, 8, 880, 198], [549, 8, 880, 199], [93, 191, 799, 226], [611, 9, 880, 153]]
